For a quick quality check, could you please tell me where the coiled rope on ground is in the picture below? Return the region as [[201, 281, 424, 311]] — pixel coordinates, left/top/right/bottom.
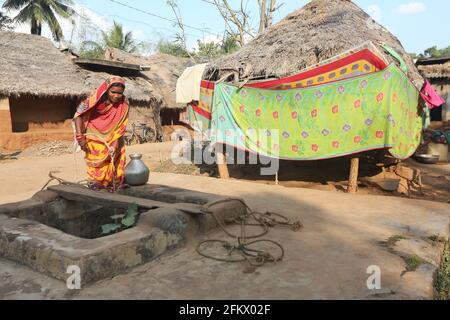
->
[[197, 198, 303, 267]]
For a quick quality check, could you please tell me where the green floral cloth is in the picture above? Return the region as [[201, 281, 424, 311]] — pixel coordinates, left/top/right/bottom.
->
[[210, 64, 422, 160]]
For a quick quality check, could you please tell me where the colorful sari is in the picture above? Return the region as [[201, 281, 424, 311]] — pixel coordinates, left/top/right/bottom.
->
[[74, 77, 129, 190]]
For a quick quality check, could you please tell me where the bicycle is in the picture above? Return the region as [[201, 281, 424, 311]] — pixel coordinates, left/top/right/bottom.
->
[[124, 123, 155, 146]]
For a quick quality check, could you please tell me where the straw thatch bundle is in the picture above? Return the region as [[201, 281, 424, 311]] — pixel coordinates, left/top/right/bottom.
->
[[0, 31, 86, 98], [417, 60, 450, 79], [105, 48, 194, 108], [205, 0, 423, 87]]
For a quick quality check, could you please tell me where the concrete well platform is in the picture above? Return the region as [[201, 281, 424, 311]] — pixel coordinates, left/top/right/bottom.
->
[[0, 184, 246, 285]]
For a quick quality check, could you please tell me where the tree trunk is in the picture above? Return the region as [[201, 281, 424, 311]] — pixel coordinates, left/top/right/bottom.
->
[[31, 18, 42, 35], [258, 0, 277, 33], [267, 0, 277, 28], [258, 0, 267, 33]]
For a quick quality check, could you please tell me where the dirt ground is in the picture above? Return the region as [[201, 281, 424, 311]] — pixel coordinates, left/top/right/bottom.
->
[[0, 141, 449, 300], [155, 143, 450, 204], [0, 141, 449, 205], [0, 171, 449, 300]]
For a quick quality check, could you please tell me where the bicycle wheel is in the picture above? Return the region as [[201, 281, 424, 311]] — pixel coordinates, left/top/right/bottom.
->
[[124, 132, 139, 146]]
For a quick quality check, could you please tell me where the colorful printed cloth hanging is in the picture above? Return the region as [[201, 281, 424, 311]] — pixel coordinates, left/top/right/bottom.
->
[[188, 48, 387, 132], [209, 64, 422, 160]]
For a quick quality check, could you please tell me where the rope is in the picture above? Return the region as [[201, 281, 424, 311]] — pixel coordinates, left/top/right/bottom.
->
[[197, 198, 303, 267], [40, 171, 88, 191]]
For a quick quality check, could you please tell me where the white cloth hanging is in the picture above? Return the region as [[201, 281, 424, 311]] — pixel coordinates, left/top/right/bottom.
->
[[176, 63, 207, 104]]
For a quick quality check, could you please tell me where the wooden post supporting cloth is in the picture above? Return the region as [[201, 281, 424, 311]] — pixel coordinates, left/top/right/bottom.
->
[[215, 144, 230, 179], [348, 157, 360, 193]]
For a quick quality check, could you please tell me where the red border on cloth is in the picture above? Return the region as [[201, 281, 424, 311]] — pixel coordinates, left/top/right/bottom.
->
[[191, 102, 212, 120], [201, 50, 386, 90], [201, 80, 215, 90], [245, 49, 387, 89]]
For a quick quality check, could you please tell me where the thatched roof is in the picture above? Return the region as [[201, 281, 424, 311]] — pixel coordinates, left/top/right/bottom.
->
[[0, 31, 161, 104], [0, 31, 86, 98], [205, 0, 423, 87], [417, 57, 450, 79], [105, 48, 194, 108], [77, 68, 163, 104]]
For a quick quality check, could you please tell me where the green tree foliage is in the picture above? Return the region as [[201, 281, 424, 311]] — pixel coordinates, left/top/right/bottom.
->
[[78, 41, 105, 59], [157, 35, 240, 59], [79, 21, 147, 59], [0, 11, 13, 30], [101, 21, 139, 53], [195, 35, 240, 59], [196, 40, 222, 59], [156, 39, 191, 58], [423, 46, 450, 58], [221, 35, 240, 54], [2, 0, 75, 41], [411, 46, 450, 59]]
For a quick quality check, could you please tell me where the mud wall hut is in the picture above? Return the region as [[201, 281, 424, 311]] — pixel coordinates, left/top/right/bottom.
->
[[0, 31, 87, 150], [416, 56, 450, 121], [0, 31, 164, 150]]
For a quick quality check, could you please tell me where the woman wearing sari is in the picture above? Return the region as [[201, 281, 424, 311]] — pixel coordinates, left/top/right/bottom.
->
[[74, 77, 129, 191]]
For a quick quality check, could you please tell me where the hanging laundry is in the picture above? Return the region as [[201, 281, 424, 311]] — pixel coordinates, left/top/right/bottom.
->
[[420, 80, 446, 109], [381, 43, 408, 73]]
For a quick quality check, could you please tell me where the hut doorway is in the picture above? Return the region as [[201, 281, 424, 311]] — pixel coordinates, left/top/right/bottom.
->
[[161, 108, 183, 126]]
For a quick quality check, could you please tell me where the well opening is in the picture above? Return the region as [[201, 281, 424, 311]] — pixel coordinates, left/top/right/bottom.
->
[[6, 197, 146, 239]]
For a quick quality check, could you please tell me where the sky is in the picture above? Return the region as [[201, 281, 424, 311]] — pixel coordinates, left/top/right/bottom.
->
[[1, 0, 449, 54]]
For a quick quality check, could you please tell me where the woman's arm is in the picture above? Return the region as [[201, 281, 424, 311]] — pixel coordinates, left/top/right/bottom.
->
[[74, 116, 87, 151]]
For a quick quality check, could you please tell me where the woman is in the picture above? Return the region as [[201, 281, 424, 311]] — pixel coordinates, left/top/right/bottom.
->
[[74, 77, 129, 192]]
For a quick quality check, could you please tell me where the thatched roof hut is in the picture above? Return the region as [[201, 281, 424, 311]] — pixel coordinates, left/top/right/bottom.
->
[[105, 48, 194, 108], [0, 31, 161, 105], [0, 31, 86, 98], [205, 0, 423, 87], [416, 57, 450, 80], [416, 56, 450, 121]]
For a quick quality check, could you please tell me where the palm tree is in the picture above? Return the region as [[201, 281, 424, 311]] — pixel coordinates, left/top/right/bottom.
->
[[2, 0, 75, 41], [101, 21, 139, 53], [80, 21, 140, 58], [0, 11, 13, 30]]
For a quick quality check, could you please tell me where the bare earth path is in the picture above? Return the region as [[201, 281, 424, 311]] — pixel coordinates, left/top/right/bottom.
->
[[0, 142, 449, 299]]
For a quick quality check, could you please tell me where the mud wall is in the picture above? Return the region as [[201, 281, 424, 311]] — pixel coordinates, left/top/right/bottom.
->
[[128, 101, 163, 142], [0, 97, 12, 133], [0, 98, 164, 150], [9, 96, 75, 133]]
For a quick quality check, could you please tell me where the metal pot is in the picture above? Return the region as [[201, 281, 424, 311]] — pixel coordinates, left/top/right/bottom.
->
[[125, 154, 150, 186], [413, 154, 440, 165]]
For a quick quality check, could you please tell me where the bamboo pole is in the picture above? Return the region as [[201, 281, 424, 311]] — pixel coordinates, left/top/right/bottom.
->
[[348, 157, 360, 194]]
